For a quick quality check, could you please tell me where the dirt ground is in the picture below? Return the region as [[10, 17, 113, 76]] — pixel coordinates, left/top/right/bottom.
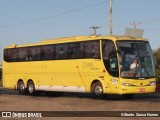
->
[[0, 88, 160, 120]]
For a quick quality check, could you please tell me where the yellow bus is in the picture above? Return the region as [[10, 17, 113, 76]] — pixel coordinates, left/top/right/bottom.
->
[[2, 35, 156, 98]]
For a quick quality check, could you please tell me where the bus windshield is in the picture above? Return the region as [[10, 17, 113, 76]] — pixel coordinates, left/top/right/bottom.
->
[[117, 40, 155, 79]]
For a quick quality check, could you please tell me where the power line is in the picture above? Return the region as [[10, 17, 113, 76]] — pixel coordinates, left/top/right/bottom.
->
[[0, 0, 109, 29]]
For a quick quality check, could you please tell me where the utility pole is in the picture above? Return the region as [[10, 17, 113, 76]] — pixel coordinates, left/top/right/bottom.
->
[[109, 0, 113, 35], [90, 26, 101, 36], [130, 21, 141, 29]]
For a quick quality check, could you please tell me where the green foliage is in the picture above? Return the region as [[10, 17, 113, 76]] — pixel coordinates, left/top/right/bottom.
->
[[153, 48, 160, 82]]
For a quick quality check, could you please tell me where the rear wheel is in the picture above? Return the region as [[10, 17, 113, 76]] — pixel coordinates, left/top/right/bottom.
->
[[91, 82, 105, 98], [27, 81, 36, 96], [17, 81, 27, 95]]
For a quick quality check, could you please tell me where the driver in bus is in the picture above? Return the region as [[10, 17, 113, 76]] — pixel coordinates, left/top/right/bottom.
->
[[130, 57, 140, 77], [130, 57, 139, 69]]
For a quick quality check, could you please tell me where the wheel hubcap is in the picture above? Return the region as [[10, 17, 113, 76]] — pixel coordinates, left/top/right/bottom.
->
[[95, 85, 103, 96], [20, 84, 25, 91], [29, 84, 34, 93]]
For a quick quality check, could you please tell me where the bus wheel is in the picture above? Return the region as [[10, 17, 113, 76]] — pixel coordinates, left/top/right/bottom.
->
[[17, 81, 27, 95], [91, 82, 104, 98], [27, 81, 36, 95]]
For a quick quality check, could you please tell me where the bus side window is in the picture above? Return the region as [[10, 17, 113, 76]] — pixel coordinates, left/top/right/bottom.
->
[[74, 43, 81, 59], [30, 47, 41, 61], [4, 49, 10, 62], [83, 41, 100, 59], [10, 49, 18, 62], [60, 47, 64, 59], [91, 41, 100, 59], [79, 42, 85, 58], [56, 45, 62, 60], [40, 45, 54, 60], [68, 43, 75, 59], [52, 46, 56, 60], [84, 41, 94, 58], [55, 44, 68, 60], [68, 42, 81, 59], [83, 42, 89, 58], [18, 48, 29, 62]]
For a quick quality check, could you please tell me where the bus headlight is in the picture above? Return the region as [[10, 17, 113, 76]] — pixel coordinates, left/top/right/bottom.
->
[[122, 82, 135, 86], [150, 81, 156, 86]]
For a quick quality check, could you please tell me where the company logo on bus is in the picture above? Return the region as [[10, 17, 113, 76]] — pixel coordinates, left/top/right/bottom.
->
[[140, 83, 143, 86]]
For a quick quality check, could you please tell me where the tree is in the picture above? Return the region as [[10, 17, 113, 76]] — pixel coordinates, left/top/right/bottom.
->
[[153, 48, 160, 82]]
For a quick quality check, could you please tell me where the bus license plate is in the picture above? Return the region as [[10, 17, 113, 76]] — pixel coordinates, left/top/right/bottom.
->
[[139, 88, 145, 92]]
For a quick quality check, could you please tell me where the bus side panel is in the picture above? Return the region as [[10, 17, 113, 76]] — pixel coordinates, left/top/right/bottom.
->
[[3, 74, 23, 89]]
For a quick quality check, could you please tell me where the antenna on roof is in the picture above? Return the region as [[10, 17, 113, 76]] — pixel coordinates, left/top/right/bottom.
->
[[130, 21, 141, 29], [89, 26, 101, 36]]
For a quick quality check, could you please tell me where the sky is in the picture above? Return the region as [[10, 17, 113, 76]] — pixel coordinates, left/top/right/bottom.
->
[[0, 0, 160, 51]]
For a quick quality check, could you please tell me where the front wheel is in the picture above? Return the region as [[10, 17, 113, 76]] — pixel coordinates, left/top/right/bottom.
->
[[27, 81, 36, 96], [91, 82, 105, 98]]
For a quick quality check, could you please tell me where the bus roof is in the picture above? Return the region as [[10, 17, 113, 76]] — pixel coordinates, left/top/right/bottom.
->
[[5, 35, 147, 48]]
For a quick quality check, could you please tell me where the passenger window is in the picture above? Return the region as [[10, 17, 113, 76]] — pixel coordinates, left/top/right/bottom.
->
[[79, 42, 85, 58], [41, 45, 54, 60], [30, 47, 41, 61], [91, 41, 100, 59], [84, 42, 91, 58], [4, 49, 8, 62], [4, 48, 18, 62], [55, 44, 68, 60], [68, 43, 80, 59], [83, 41, 100, 59], [18, 48, 29, 61]]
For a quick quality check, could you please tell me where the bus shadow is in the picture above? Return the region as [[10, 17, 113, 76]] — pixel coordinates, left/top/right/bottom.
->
[[0, 87, 19, 95], [36, 92, 160, 102], [1, 87, 160, 102]]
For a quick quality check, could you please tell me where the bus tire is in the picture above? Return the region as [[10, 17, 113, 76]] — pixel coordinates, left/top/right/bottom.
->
[[17, 81, 27, 95], [27, 81, 36, 96], [91, 81, 104, 98]]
